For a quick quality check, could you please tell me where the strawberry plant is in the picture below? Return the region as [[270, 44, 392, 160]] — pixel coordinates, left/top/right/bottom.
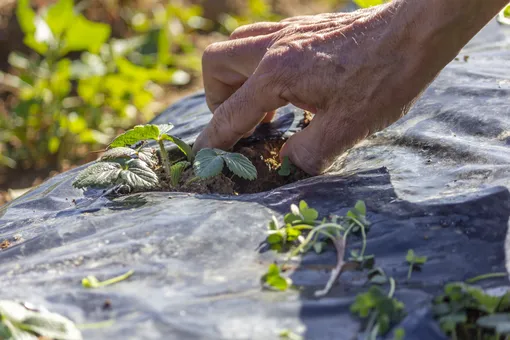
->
[[73, 122, 257, 192]]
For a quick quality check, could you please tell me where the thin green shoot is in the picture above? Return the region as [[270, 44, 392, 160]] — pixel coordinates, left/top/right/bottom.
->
[[82, 269, 134, 288], [466, 272, 507, 284]]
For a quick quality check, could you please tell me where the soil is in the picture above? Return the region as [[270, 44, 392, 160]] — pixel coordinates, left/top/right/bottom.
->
[[157, 136, 309, 195]]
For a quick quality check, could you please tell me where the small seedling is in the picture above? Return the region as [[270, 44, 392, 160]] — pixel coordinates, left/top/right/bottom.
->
[[193, 148, 257, 180], [261, 263, 291, 291], [82, 269, 134, 288], [433, 282, 510, 339], [405, 249, 427, 280], [278, 156, 293, 176], [350, 280, 406, 338], [262, 200, 371, 297]]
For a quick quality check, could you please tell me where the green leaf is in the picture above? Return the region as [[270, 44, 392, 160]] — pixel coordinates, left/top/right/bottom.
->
[[193, 148, 225, 179], [137, 147, 158, 168], [48, 136, 60, 154], [285, 226, 301, 241], [393, 328, 405, 340], [278, 156, 291, 176], [118, 159, 159, 190], [73, 162, 122, 189], [262, 264, 290, 291], [284, 213, 301, 225], [16, 0, 36, 35], [353, 0, 386, 8], [267, 230, 285, 245], [109, 125, 160, 148], [170, 161, 190, 187], [313, 241, 325, 254], [100, 147, 137, 161], [439, 313, 467, 332], [160, 134, 194, 161], [222, 151, 257, 180], [82, 270, 134, 288], [354, 200, 366, 215], [299, 200, 318, 223], [268, 216, 279, 230], [61, 15, 111, 54], [156, 123, 174, 135], [476, 313, 510, 330], [406, 249, 428, 264], [0, 300, 82, 340], [45, 0, 75, 37]]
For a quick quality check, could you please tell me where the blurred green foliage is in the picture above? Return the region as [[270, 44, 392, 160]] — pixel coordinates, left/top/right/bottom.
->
[[0, 0, 216, 171]]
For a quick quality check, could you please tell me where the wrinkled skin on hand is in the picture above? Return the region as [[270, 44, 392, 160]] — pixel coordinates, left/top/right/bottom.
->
[[192, 1, 505, 175]]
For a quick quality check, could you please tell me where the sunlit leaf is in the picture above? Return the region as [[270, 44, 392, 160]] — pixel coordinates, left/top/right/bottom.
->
[[262, 264, 290, 291], [61, 15, 111, 54], [353, 0, 386, 8], [48, 136, 60, 154], [16, 0, 36, 35], [109, 125, 160, 148], [45, 0, 75, 37]]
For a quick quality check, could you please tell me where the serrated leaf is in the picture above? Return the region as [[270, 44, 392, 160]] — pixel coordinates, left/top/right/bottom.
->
[[137, 147, 158, 168], [156, 123, 174, 135], [100, 147, 137, 161], [193, 148, 225, 179], [222, 151, 257, 180], [118, 159, 159, 190], [170, 161, 190, 187], [73, 162, 122, 188], [109, 125, 160, 148], [160, 134, 194, 161]]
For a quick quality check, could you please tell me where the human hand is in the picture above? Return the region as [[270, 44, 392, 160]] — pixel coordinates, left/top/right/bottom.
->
[[192, 1, 502, 175]]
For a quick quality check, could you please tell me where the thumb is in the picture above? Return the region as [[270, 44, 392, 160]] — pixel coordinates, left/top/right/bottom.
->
[[280, 112, 362, 175]]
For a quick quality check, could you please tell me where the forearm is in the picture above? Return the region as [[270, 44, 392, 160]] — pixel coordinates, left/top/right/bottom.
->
[[392, 0, 508, 60]]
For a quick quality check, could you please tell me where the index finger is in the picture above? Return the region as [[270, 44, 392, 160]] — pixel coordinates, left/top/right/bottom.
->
[[193, 76, 287, 151]]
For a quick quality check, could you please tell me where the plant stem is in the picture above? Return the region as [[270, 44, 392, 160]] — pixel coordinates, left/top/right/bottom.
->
[[407, 263, 413, 281], [158, 139, 172, 180], [388, 277, 396, 298], [466, 272, 507, 284]]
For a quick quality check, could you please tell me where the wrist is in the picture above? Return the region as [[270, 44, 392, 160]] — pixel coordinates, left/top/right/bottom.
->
[[391, 0, 508, 54]]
